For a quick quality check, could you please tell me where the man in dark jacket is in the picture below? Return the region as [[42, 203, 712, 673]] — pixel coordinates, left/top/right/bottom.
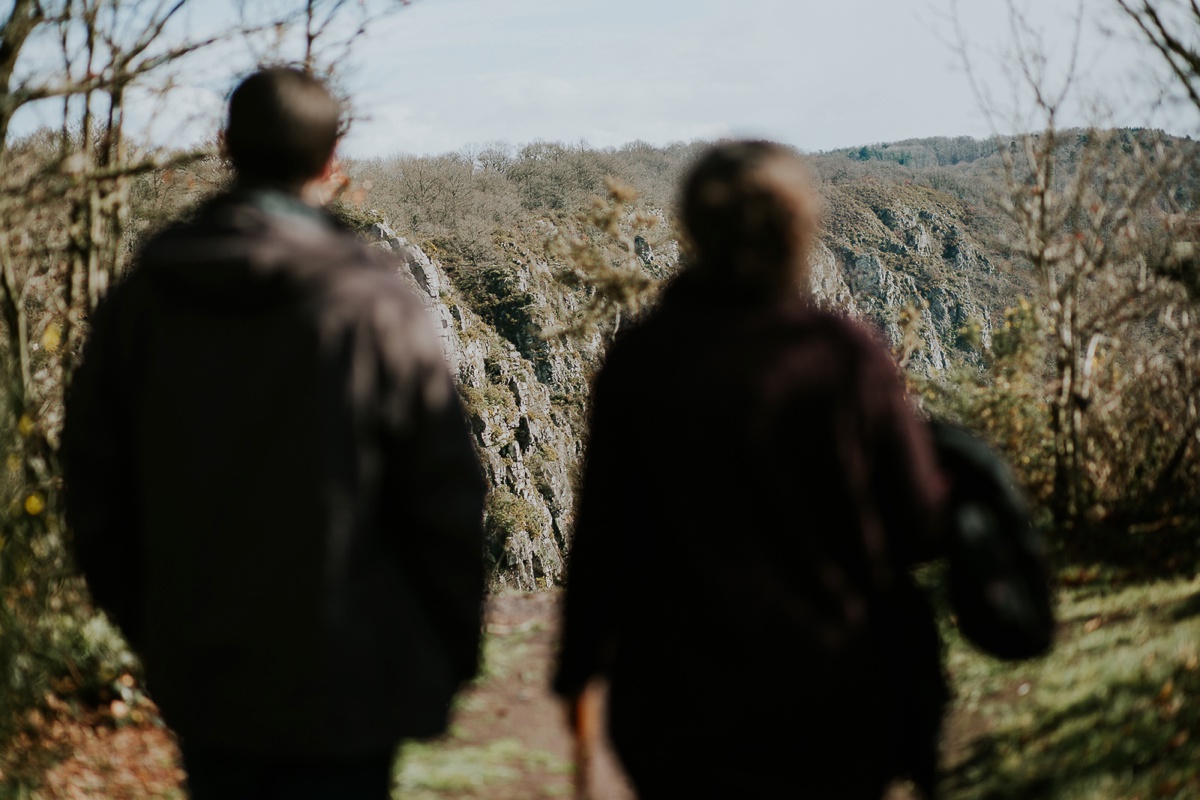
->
[[554, 141, 947, 798], [61, 68, 486, 800]]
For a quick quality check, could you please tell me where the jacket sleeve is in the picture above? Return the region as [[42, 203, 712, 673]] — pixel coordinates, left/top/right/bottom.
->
[[61, 283, 145, 644], [552, 354, 634, 699], [381, 303, 487, 687], [860, 338, 947, 568]]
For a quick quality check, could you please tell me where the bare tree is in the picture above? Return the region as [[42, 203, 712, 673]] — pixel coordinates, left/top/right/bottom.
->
[[1117, 0, 1200, 113], [947, 0, 1200, 532], [0, 6, 227, 740]]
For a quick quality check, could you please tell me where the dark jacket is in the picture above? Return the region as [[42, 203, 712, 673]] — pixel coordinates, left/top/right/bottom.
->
[[553, 272, 947, 796], [62, 188, 486, 758]]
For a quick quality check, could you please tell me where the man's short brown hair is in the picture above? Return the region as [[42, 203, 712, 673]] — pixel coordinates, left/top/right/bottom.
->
[[225, 67, 342, 186], [681, 140, 821, 295]]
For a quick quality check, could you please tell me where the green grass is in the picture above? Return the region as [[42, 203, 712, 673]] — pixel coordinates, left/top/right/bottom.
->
[[395, 738, 570, 799], [473, 619, 545, 684], [396, 569, 1200, 800], [393, 613, 569, 800], [941, 570, 1200, 800]]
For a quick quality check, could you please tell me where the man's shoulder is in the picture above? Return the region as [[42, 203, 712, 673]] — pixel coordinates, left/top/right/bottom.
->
[[135, 190, 408, 296], [309, 243, 445, 364], [798, 305, 886, 350], [322, 252, 423, 315], [143, 189, 384, 261]]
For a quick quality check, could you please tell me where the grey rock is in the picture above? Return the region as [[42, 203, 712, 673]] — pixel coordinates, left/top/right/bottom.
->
[[372, 228, 581, 590], [366, 183, 1003, 588]]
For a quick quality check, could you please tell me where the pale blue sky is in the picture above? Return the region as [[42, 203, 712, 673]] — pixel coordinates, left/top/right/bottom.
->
[[7, 0, 1192, 157]]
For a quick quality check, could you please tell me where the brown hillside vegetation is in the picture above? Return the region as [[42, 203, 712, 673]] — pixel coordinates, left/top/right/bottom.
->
[[2, 130, 1199, 798]]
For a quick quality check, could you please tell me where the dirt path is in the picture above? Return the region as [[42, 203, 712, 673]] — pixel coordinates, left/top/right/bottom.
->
[[400, 590, 977, 800], [23, 591, 634, 800], [23, 590, 984, 798], [395, 590, 635, 799]]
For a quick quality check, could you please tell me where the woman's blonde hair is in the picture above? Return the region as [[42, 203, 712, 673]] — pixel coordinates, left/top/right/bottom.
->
[[681, 140, 821, 296]]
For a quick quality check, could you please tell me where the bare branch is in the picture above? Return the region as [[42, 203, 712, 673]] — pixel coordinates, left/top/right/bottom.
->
[[1117, 0, 1200, 113], [0, 0, 48, 144]]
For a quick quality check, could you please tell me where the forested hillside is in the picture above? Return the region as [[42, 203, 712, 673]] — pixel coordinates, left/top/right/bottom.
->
[[6, 125, 1196, 596], [314, 131, 1196, 582], [32, 132, 1037, 593], [3, 122, 1199, 795], [328, 137, 1019, 588], [5, 0, 1200, 793]]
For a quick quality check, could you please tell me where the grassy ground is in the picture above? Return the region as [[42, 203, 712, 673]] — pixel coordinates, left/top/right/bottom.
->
[[938, 566, 1200, 800], [393, 568, 1200, 800], [4, 568, 1200, 799], [393, 592, 626, 800], [393, 569, 1200, 800]]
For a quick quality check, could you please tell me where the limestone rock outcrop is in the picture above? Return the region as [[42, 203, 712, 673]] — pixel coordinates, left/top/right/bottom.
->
[[366, 175, 1009, 589], [817, 183, 997, 371], [371, 221, 580, 591]]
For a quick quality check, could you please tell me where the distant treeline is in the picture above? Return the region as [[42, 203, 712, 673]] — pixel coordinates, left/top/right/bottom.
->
[[836, 135, 999, 168]]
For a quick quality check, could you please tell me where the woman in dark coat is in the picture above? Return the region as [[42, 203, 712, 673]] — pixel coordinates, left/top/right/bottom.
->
[[553, 141, 948, 799]]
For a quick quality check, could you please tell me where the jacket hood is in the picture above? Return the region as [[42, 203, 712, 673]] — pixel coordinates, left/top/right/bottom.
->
[[136, 188, 356, 313]]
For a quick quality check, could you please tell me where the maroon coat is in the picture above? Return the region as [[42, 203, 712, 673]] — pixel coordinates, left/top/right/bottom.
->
[[554, 271, 947, 796], [63, 188, 485, 758]]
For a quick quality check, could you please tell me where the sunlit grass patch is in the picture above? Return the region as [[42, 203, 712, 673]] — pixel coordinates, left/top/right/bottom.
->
[[394, 608, 571, 800], [395, 738, 570, 799], [474, 620, 544, 684], [942, 573, 1200, 799]]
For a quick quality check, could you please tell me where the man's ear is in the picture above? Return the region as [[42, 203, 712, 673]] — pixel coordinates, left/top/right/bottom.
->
[[320, 141, 341, 180], [303, 147, 344, 207]]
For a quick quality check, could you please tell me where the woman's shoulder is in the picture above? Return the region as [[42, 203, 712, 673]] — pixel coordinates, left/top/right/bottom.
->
[[783, 303, 892, 355]]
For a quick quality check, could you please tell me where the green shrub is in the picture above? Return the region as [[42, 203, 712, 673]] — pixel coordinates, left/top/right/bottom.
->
[[482, 489, 551, 576], [921, 299, 1056, 513], [483, 490, 545, 542]]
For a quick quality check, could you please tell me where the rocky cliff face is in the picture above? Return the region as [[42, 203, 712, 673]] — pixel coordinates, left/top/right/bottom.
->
[[370, 222, 583, 591], [814, 182, 998, 371], [367, 177, 1008, 588]]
